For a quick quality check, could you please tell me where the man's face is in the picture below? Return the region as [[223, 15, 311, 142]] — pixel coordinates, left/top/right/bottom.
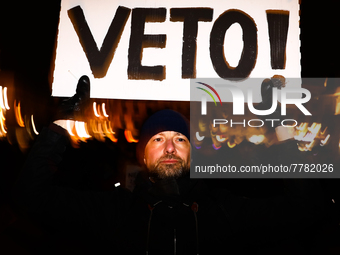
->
[[144, 131, 191, 179]]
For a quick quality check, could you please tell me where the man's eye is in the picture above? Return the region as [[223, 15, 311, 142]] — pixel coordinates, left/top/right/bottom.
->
[[177, 137, 186, 142], [154, 137, 162, 142]]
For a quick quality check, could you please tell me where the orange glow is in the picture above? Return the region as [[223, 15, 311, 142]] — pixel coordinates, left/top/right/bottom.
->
[[66, 120, 75, 136], [75, 121, 91, 139], [14, 100, 25, 127], [124, 129, 138, 143], [103, 121, 117, 142], [336, 99, 340, 115], [0, 108, 6, 136], [320, 127, 328, 135]]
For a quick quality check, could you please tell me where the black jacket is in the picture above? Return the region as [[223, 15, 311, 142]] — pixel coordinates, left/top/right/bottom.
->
[[12, 124, 325, 254]]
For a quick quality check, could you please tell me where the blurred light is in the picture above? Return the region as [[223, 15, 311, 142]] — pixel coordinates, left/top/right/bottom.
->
[[14, 100, 25, 127], [124, 129, 138, 143], [102, 103, 109, 117], [66, 120, 75, 136], [75, 121, 91, 138], [198, 119, 207, 132], [305, 140, 315, 150], [216, 135, 227, 142], [227, 141, 236, 148], [0, 108, 6, 135], [296, 123, 305, 130], [295, 122, 326, 143], [212, 143, 221, 150], [0, 108, 4, 121], [336, 99, 340, 115], [93, 102, 100, 117], [308, 123, 321, 134], [31, 115, 39, 135], [103, 121, 118, 142], [195, 131, 204, 141], [249, 135, 265, 145], [321, 134, 330, 146], [3, 87, 10, 110], [0, 86, 5, 109], [114, 182, 120, 187]]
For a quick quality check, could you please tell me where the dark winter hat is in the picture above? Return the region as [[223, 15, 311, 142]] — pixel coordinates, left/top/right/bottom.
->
[[136, 109, 190, 165]]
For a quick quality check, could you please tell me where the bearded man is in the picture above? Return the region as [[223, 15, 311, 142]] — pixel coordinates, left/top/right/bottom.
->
[[13, 77, 325, 255]]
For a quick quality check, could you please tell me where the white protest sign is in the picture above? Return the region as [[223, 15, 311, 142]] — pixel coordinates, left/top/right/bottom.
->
[[52, 0, 300, 101]]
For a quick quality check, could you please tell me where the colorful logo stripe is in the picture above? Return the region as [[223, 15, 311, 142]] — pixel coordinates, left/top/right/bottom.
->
[[196, 82, 223, 106]]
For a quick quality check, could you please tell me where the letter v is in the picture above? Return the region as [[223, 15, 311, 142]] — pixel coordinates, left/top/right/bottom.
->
[[68, 6, 131, 78]]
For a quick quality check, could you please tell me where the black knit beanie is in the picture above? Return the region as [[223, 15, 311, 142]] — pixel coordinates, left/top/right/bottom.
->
[[136, 109, 190, 165]]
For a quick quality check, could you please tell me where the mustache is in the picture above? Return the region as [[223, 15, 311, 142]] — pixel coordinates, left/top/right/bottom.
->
[[157, 154, 183, 163]]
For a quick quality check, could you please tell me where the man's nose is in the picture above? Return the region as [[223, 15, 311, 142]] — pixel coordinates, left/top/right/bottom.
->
[[165, 139, 175, 154]]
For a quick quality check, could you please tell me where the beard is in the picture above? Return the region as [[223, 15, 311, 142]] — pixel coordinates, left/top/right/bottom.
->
[[148, 154, 190, 180]]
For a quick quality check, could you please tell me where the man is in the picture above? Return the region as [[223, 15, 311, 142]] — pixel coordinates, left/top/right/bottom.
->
[[13, 77, 325, 254]]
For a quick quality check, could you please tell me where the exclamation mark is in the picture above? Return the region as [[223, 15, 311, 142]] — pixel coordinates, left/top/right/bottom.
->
[[266, 10, 290, 69]]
